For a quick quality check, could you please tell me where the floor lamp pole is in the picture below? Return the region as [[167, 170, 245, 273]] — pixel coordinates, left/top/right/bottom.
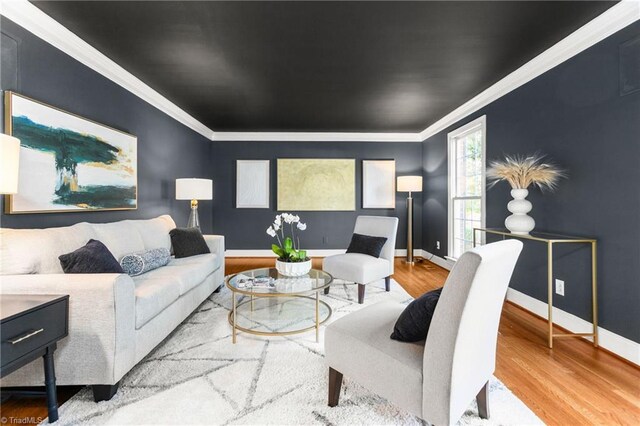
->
[[406, 192, 414, 264]]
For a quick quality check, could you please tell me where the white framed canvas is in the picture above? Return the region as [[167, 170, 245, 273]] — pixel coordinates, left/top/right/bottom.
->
[[236, 160, 270, 208], [362, 160, 396, 208]]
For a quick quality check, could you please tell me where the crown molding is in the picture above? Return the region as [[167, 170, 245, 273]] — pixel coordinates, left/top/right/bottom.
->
[[0, 0, 215, 140], [419, 0, 640, 141], [212, 132, 421, 142]]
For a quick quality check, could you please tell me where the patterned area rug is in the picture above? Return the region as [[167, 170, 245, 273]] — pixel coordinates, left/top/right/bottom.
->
[[46, 279, 542, 425]]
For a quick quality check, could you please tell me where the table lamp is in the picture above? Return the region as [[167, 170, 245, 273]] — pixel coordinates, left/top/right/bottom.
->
[[175, 178, 213, 230], [397, 175, 423, 264], [1, 134, 21, 194]]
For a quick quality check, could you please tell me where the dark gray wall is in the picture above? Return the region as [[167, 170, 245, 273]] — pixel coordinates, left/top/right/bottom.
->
[[422, 21, 640, 343], [211, 141, 422, 251], [0, 18, 213, 232]]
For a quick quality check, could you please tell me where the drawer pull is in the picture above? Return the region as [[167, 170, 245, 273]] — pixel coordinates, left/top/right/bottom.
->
[[9, 328, 44, 344]]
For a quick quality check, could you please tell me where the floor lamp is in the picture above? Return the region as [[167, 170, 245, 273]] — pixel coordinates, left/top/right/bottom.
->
[[397, 176, 423, 265], [176, 178, 213, 230], [1, 134, 21, 195]]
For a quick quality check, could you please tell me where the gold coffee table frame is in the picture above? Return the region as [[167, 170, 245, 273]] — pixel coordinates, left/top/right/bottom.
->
[[226, 268, 333, 343], [473, 228, 598, 349]]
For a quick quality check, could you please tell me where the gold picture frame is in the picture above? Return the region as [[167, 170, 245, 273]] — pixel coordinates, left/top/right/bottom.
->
[[277, 158, 355, 211], [4, 91, 138, 214]]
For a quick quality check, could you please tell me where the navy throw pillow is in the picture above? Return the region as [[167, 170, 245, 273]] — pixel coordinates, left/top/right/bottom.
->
[[170, 227, 210, 258], [59, 239, 124, 274], [390, 287, 443, 342], [346, 233, 388, 258]]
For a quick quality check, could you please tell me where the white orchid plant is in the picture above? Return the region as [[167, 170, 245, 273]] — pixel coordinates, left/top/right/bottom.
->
[[266, 213, 308, 262]]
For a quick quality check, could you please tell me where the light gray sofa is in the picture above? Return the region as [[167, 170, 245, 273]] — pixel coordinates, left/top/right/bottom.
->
[[0, 215, 224, 401]]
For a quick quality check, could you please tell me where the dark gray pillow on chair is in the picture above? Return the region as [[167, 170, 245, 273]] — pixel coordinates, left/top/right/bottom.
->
[[346, 233, 388, 258], [169, 227, 210, 258], [390, 287, 443, 342], [59, 239, 124, 274]]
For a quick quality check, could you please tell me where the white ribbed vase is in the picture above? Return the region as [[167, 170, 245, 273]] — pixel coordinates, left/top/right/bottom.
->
[[505, 188, 535, 235], [276, 259, 312, 277]]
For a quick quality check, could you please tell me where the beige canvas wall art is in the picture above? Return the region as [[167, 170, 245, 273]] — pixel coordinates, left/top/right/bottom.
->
[[277, 159, 355, 211]]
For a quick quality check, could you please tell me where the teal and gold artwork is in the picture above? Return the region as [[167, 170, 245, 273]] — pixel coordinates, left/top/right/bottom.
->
[[5, 92, 137, 213]]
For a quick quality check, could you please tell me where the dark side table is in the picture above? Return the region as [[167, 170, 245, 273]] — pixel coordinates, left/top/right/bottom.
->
[[1, 295, 70, 423]]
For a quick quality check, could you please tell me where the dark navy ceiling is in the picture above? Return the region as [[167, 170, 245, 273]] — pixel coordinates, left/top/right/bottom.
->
[[32, 1, 615, 132]]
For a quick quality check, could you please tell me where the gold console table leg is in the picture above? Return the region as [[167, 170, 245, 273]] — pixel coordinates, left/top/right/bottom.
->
[[592, 241, 599, 347], [547, 241, 554, 349]]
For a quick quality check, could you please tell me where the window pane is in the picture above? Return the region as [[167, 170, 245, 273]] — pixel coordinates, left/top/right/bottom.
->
[[452, 198, 481, 258], [454, 129, 482, 197]]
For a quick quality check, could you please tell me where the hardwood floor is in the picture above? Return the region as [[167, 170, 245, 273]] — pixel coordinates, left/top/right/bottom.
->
[[2, 257, 639, 425]]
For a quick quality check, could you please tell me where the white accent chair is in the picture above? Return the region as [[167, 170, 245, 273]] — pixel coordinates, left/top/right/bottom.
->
[[322, 216, 399, 304], [325, 239, 523, 424]]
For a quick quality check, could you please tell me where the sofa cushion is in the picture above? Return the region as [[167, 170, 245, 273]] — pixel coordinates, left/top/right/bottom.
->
[[120, 248, 171, 276], [323, 253, 390, 284], [131, 215, 175, 252], [91, 221, 145, 260], [59, 239, 124, 274], [325, 301, 425, 417], [0, 223, 96, 275], [134, 253, 219, 297], [133, 276, 181, 329], [169, 228, 210, 258]]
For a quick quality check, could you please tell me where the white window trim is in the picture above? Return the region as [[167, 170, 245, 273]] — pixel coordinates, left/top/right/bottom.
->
[[447, 115, 487, 261]]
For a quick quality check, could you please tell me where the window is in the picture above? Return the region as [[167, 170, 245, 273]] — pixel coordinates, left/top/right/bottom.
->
[[447, 116, 486, 260]]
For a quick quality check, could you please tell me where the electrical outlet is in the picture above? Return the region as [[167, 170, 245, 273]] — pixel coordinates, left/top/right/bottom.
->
[[555, 279, 565, 296], [436, 241, 441, 250]]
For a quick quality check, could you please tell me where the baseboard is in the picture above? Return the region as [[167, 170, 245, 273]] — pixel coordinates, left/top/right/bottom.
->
[[506, 288, 640, 366], [419, 250, 455, 270], [225, 249, 423, 258]]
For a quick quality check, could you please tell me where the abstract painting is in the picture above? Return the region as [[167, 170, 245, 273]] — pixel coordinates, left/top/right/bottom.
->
[[277, 159, 355, 211], [5, 92, 137, 213], [236, 160, 270, 208], [362, 160, 396, 208]]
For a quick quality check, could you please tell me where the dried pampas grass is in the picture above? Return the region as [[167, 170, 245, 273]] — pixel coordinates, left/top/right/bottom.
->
[[487, 153, 566, 191]]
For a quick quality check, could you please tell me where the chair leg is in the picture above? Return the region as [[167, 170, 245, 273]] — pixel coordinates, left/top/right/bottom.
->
[[385, 276, 391, 292], [357, 284, 365, 304], [324, 286, 330, 295], [328, 367, 343, 407], [476, 381, 490, 419]]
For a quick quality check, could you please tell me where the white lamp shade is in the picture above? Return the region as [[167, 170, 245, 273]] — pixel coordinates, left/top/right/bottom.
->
[[0, 134, 21, 194], [397, 176, 423, 192], [176, 178, 213, 200]]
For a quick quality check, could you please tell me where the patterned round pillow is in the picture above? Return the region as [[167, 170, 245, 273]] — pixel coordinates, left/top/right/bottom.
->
[[120, 248, 171, 276]]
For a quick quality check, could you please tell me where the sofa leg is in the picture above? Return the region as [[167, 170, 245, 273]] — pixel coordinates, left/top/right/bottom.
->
[[93, 382, 119, 402], [328, 367, 343, 407], [476, 381, 490, 419], [324, 286, 330, 295], [385, 276, 391, 292], [357, 284, 365, 304], [213, 284, 223, 293]]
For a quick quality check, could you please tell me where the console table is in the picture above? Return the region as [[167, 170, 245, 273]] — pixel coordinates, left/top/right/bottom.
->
[[473, 228, 598, 349], [1, 295, 70, 423]]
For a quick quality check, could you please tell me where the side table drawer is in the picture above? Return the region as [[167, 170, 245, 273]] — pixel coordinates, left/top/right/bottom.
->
[[1, 299, 68, 367]]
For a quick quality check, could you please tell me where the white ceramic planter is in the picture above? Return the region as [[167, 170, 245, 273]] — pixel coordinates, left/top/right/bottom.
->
[[275, 259, 312, 277], [505, 188, 535, 235]]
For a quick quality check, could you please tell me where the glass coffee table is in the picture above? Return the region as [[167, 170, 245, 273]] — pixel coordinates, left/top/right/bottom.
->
[[226, 268, 333, 343]]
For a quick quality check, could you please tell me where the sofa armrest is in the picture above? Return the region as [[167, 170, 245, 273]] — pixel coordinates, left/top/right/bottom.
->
[[203, 235, 225, 280], [0, 273, 136, 386], [203, 235, 225, 257]]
